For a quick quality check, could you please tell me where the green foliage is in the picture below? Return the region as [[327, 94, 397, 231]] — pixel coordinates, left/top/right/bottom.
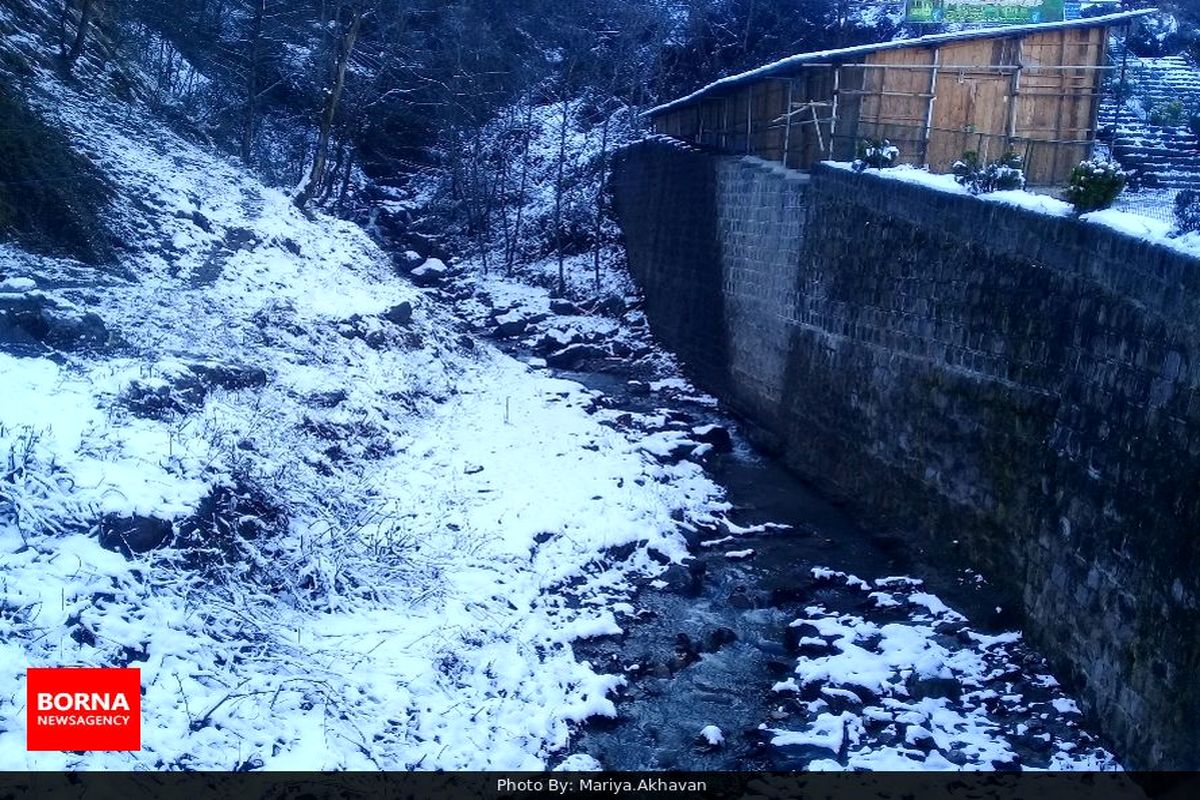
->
[[1064, 158, 1128, 215], [0, 88, 114, 264], [852, 139, 899, 172], [951, 151, 1026, 195]]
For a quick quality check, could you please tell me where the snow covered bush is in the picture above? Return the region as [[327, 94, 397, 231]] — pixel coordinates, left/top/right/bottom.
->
[[1149, 99, 1187, 127], [852, 139, 899, 172], [1173, 189, 1200, 235], [1064, 158, 1128, 215], [951, 151, 1026, 195]]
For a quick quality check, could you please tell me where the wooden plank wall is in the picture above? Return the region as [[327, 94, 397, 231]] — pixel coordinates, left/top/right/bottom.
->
[[651, 25, 1109, 185]]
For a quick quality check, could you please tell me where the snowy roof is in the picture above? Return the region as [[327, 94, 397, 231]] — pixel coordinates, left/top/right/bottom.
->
[[644, 8, 1158, 118]]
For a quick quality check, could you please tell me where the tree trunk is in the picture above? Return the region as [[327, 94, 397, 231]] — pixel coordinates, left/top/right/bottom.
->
[[240, 0, 266, 164], [591, 107, 611, 294], [553, 96, 569, 297], [62, 0, 96, 72], [507, 99, 534, 276], [294, 4, 363, 210]]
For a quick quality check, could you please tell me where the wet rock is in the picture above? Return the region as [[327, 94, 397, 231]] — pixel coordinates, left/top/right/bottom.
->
[[99, 513, 174, 555], [280, 238, 301, 256], [545, 343, 609, 369], [707, 627, 738, 651], [382, 301, 413, 326], [769, 586, 812, 608], [906, 674, 963, 702], [626, 380, 650, 396], [595, 295, 627, 316], [534, 330, 581, 356], [410, 258, 449, 287], [728, 585, 755, 610], [0, 292, 112, 354], [550, 299, 582, 316], [457, 334, 476, 351], [670, 633, 700, 672], [691, 424, 733, 453]]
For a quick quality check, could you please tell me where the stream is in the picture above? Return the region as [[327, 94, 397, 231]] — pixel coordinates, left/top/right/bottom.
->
[[439, 274, 1121, 772]]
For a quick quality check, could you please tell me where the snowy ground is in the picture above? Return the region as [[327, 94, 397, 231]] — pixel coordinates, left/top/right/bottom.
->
[[0, 67, 728, 769]]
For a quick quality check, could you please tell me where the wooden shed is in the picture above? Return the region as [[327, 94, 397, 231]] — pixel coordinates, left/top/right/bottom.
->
[[646, 8, 1154, 186]]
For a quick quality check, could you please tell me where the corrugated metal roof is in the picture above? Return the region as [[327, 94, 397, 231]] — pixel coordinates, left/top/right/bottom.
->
[[644, 8, 1156, 118]]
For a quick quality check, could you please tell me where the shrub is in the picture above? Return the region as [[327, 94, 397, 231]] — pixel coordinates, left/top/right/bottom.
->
[[1149, 99, 1186, 127], [852, 139, 899, 172], [1064, 158, 1128, 214], [951, 151, 1026, 195], [1173, 189, 1200, 235]]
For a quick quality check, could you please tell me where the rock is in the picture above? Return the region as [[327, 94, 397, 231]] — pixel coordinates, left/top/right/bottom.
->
[[224, 227, 258, 251], [99, 513, 174, 555], [307, 389, 348, 408], [534, 329, 581, 356], [626, 380, 650, 396], [120, 376, 204, 419], [185, 360, 268, 390], [550, 299, 582, 316], [410, 258, 449, 287], [492, 312, 528, 338], [0, 293, 111, 354], [383, 301, 413, 326], [595, 295, 627, 316], [707, 627, 738, 651], [457, 335, 475, 351], [691, 424, 733, 452], [190, 211, 212, 233], [0, 277, 37, 293], [906, 674, 963, 702], [281, 238, 301, 256], [728, 586, 756, 609], [545, 343, 609, 369]]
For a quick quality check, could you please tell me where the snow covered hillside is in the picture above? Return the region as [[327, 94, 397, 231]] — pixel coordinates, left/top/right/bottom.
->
[[0, 12, 727, 770]]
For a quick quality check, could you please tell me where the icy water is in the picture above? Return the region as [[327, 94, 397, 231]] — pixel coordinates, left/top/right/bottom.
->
[[548, 364, 1120, 772]]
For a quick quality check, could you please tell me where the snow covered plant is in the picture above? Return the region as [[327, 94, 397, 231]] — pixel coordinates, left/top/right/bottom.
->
[[852, 139, 899, 172], [1173, 189, 1200, 236], [1064, 158, 1128, 215], [951, 151, 1025, 195]]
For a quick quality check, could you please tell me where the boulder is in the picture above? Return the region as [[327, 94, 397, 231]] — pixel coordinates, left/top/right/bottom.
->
[[544, 343, 608, 369], [99, 513, 174, 555], [0, 292, 111, 354], [410, 258, 449, 287], [691, 424, 733, 453], [383, 301, 413, 326], [549, 298, 582, 316], [185, 360, 268, 390], [492, 311, 528, 339]]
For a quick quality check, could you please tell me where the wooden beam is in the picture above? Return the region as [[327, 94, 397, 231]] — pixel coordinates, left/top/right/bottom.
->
[[923, 46, 940, 165]]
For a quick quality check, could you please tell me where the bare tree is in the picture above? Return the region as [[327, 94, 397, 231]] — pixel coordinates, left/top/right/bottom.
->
[[294, 1, 365, 209], [60, 0, 98, 73]]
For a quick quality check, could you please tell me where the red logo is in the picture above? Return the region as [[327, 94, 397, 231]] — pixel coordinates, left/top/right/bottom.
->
[[26, 668, 141, 751]]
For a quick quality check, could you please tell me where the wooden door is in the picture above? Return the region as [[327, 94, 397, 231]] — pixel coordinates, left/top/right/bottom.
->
[[926, 68, 1011, 172]]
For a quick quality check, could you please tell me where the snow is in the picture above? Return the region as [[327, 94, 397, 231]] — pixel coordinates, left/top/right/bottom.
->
[[699, 724, 724, 746], [829, 162, 1200, 259], [0, 38, 728, 770]]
